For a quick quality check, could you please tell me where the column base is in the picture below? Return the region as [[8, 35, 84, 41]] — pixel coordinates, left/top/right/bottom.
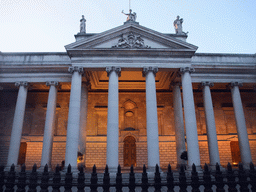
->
[[146, 166, 162, 173], [38, 165, 52, 172], [238, 162, 251, 170], [208, 164, 226, 171], [4, 165, 21, 172], [176, 163, 187, 170], [62, 166, 79, 174], [108, 166, 118, 173], [186, 165, 202, 172]]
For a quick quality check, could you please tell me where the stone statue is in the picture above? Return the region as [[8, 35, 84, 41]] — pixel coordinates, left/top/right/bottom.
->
[[112, 33, 150, 49], [122, 9, 137, 22], [116, 34, 129, 48], [80, 15, 86, 33], [134, 35, 145, 48], [173, 15, 184, 34]]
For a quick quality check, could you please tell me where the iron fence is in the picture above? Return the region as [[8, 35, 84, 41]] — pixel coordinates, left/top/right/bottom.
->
[[0, 162, 255, 192]]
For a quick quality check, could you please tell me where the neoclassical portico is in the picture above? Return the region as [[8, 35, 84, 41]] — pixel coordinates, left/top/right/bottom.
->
[[1, 14, 255, 171]]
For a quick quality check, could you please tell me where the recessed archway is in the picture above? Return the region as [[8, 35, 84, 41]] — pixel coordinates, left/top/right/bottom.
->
[[123, 136, 136, 167]]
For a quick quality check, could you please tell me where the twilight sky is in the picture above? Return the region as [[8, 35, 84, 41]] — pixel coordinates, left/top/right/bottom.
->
[[0, 0, 255, 53]]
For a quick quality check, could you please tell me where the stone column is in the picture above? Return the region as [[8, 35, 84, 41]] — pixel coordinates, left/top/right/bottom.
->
[[65, 66, 83, 170], [230, 82, 252, 166], [201, 82, 221, 167], [143, 67, 160, 170], [7, 81, 28, 167], [40, 81, 58, 168], [78, 81, 90, 166], [106, 66, 121, 171], [179, 67, 201, 167], [171, 82, 187, 167]]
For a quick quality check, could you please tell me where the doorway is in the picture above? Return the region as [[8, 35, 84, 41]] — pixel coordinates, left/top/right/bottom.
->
[[123, 136, 136, 167], [230, 141, 241, 166], [18, 142, 27, 165]]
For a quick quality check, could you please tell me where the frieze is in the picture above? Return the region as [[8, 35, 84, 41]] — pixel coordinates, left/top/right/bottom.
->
[[112, 32, 151, 49]]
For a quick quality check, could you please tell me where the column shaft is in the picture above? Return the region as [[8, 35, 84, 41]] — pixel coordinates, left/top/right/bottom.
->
[[41, 81, 58, 168], [7, 82, 28, 166], [180, 67, 201, 167], [231, 83, 252, 165], [106, 67, 120, 170], [78, 82, 88, 156], [143, 67, 160, 169], [172, 83, 186, 166], [202, 82, 220, 166], [65, 67, 83, 169]]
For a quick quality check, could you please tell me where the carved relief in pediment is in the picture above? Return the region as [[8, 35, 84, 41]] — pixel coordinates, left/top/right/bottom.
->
[[112, 32, 151, 49]]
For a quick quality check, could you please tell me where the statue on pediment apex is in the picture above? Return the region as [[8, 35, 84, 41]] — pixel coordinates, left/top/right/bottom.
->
[[174, 15, 184, 34], [122, 9, 137, 22], [80, 15, 86, 33]]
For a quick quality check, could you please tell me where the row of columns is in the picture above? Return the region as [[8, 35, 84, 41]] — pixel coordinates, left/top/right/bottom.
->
[[6, 66, 252, 170]]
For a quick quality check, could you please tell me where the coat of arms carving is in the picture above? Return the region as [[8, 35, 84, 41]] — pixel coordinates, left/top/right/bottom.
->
[[112, 32, 151, 49]]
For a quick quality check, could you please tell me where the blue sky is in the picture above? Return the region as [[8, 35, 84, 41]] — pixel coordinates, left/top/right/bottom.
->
[[0, 0, 255, 53]]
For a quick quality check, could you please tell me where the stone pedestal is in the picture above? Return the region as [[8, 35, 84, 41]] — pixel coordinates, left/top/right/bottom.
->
[[106, 66, 121, 172], [7, 82, 28, 167], [143, 67, 160, 171]]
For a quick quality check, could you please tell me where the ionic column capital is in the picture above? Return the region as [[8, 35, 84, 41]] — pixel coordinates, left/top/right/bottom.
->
[[68, 66, 84, 74], [46, 81, 59, 87], [15, 81, 28, 87], [142, 67, 158, 77], [179, 67, 195, 74], [106, 66, 121, 77], [230, 82, 243, 88], [201, 81, 214, 88]]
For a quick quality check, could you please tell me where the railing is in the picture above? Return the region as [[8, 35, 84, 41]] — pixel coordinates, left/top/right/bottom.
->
[[0, 162, 256, 192]]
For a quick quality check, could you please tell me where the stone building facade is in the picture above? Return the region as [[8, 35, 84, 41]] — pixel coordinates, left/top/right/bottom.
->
[[0, 16, 255, 171]]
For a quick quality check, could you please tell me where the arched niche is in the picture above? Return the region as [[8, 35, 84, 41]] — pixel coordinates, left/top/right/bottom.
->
[[120, 100, 138, 131], [123, 136, 136, 167]]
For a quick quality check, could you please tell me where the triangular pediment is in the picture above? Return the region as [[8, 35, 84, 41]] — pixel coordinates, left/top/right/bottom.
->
[[65, 22, 198, 54]]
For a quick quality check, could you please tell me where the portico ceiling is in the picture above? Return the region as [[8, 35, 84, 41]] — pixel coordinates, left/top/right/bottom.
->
[[89, 71, 176, 90]]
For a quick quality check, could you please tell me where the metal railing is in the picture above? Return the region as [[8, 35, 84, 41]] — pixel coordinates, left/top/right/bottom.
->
[[0, 162, 255, 192]]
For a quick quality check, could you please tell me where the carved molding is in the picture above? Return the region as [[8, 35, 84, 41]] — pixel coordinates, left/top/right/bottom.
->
[[201, 81, 214, 88], [230, 82, 243, 88], [68, 66, 84, 74], [112, 32, 151, 49], [106, 66, 121, 77], [142, 67, 158, 77], [46, 81, 59, 87], [15, 81, 28, 87], [179, 67, 195, 74]]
